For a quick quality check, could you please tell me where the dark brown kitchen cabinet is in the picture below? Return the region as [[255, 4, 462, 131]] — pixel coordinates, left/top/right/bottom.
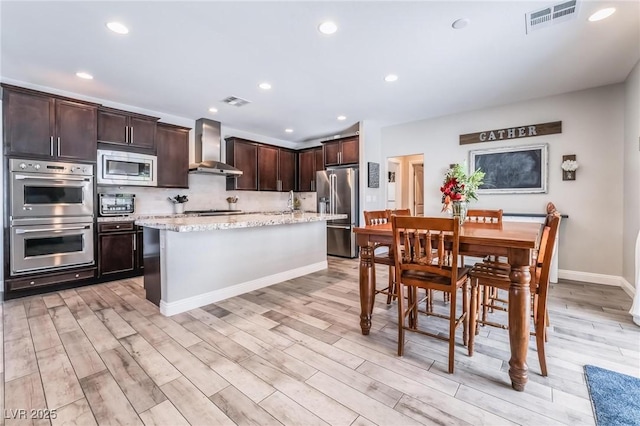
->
[[257, 145, 295, 191], [323, 136, 359, 167], [298, 146, 324, 191], [226, 137, 295, 192], [258, 145, 279, 190], [226, 137, 258, 190], [2, 84, 98, 161], [157, 123, 191, 188], [98, 222, 142, 277], [98, 107, 158, 153]]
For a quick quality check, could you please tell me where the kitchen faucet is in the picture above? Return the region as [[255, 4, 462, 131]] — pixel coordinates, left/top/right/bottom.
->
[[287, 190, 294, 212]]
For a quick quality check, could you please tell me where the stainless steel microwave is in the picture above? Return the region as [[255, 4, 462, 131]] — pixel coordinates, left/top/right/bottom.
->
[[97, 149, 157, 186]]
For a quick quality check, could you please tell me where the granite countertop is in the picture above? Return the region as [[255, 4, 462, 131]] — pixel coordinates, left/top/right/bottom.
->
[[133, 212, 348, 232], [97, 213, 195, 223]]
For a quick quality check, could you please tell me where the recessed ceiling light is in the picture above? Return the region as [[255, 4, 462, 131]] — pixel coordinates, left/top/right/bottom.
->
[[318, 21, 338, 35], [76, 72, 93, 80], [259, 82, 272, 90], [337, 115, 347, 121], [106, 22, 129, 34], [208, 107, 218, 113], [452, 18, 470, 29], [285, 128, 294, 133], [588, 8, 616, 22], [384, 74, 398, 82]]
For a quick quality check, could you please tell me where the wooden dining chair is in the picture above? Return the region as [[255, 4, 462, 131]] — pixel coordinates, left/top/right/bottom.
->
[[468, 213, 561, 376], [363, 210, 397, 304], [392, 215, 470, 373], [459, 209, 505, 312], [441, 209, 504, 307]]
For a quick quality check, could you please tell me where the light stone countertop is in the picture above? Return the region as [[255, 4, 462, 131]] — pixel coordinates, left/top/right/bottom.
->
[[133, 212, 348, 232]]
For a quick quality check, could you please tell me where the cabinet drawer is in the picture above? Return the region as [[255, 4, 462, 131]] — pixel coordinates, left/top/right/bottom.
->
[[99, 222, 135, 233], [7, 268, 95, 291]]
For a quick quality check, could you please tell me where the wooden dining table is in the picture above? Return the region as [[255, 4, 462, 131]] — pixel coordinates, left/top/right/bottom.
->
[[353, 220, 543, 392]]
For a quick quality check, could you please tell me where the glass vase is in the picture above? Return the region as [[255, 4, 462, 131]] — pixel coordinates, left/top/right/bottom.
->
[[451, 200, 467, 225]]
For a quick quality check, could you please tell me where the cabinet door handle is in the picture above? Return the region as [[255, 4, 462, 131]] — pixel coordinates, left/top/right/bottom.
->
[[57, 137, 61, 156], [133, 234, 137, 251], [125, 126, 129, 144], [130, 126, 134, 144], [50, 136, 54, 156]]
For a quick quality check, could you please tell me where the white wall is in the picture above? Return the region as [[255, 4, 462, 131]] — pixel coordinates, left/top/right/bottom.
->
[[381, 84, 625, 276], [623, 60, 640, 286], [359, 120, 385, 224]]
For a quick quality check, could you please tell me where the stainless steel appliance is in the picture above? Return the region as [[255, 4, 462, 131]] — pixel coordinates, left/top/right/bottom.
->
[[99, 193, 135, 216], [10, 158, 93, 218], [316, 167, 359, 258], [11, 218, 94, 274], [188, 118, 243, 176], [97, 149, 157, 186], [10, 158, 95, 275]]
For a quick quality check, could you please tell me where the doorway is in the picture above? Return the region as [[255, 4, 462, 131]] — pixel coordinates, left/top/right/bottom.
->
[[386, 154, 424, 214]]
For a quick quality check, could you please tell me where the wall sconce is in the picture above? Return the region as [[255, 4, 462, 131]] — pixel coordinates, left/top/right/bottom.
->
[[561, 155, 579, 180]]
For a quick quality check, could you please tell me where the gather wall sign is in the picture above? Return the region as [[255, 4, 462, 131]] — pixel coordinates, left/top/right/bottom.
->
[[459, 121, 562, 145]]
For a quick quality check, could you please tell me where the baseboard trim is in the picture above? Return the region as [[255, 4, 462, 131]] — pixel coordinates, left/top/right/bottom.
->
[[558, 269, 635, 296], [160, 261, 328, 316], [620, 278, 635, 298]]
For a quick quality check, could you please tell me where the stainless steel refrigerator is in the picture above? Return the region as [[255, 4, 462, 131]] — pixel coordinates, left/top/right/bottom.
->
[[316, 168, 359, 258]]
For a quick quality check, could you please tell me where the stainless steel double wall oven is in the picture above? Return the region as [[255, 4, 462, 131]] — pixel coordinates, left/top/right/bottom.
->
[[9, 158, 95, 275]]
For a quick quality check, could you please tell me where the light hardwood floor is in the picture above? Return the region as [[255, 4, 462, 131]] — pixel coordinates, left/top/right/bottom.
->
[[3, 257, 639, 425]]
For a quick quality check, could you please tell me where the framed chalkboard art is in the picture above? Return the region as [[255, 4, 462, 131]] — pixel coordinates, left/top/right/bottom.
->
[[469, 144, 548, 194]]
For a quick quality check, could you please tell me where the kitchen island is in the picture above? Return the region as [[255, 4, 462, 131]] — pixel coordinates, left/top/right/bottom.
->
[[135, 212, 346, 316]]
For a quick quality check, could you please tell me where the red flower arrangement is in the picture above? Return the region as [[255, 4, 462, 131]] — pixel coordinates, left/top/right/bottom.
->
[[440, 163, 485, 212]]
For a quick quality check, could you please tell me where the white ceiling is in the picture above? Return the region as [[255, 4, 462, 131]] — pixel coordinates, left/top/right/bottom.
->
[[1, 1, 638, 143]]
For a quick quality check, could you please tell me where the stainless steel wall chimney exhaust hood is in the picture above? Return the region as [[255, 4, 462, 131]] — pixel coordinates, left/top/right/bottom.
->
[[189, 118, 243, 176]]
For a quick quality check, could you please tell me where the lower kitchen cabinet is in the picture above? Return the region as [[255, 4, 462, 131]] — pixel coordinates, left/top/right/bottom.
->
[[98, 222, 143, 277]]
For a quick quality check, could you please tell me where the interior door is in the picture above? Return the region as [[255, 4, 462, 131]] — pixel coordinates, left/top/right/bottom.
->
[[414, 164, 424, 216]]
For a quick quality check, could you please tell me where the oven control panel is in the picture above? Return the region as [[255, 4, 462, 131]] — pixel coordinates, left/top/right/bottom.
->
[[10, 158, 93, 176]]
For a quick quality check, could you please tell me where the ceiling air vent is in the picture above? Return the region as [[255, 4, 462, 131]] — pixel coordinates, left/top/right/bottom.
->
[[526, 0, 579, 34], [222, 96, 251, 107]]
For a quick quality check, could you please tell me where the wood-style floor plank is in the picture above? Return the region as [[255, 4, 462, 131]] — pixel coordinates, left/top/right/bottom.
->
[[138, 400, 190, 426], [4, 257, 639, 426], [187, 341, 275, 403], [119, 334, 181, 387], [35, 345, 84, 410], [154, 338, 229, 397], [5, 372, 49, 426], [51, 398, 97, 426], [58, 330, 106, 379], [80, 370, 143, 426], [209, 385, 281, 426], [99, 346, 167, 413], [160, 377, 234, 426]]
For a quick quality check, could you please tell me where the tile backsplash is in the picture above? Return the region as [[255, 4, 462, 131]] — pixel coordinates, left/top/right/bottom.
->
[[98, 174, 317, 214]]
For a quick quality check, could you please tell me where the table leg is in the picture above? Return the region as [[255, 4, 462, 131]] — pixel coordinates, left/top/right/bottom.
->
[[508, 248, 531, 392], [359, 244, 375, 335]]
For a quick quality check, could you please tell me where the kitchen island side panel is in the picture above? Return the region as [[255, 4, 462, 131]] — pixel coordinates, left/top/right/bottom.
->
[[158, 220, 327, 314]]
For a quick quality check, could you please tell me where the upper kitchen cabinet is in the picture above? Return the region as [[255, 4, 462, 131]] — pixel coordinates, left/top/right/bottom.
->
[[156, 123, 191, 188], [257, 145, 295, 191], [323, 136, 359, 167], [97, 107, 158, 153], [226, 137, 258, 191], [298, 146, 324, 191], [2, 84, 98, 162]]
